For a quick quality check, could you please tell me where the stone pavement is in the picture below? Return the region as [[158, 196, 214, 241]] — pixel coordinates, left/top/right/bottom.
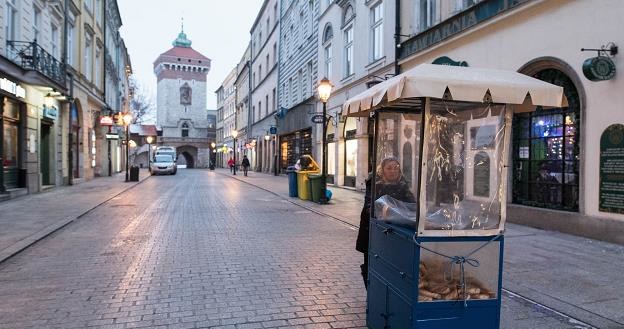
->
[[0, 168, 622, 328], [223, 168, 624, 329], [0, 169, 150, 264]]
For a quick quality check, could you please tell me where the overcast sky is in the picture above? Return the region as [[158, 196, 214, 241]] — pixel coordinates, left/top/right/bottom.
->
[[118, 0, 263, 112]]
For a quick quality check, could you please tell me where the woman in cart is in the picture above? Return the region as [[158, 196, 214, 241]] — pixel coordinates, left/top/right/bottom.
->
[[356, 156, 415, 288]]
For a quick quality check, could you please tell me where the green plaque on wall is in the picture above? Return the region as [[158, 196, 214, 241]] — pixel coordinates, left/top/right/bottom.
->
[[599, 124, 624, 214]]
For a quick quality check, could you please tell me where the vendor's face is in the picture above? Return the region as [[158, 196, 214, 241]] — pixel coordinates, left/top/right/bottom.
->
[[383, 161, 401, 183]]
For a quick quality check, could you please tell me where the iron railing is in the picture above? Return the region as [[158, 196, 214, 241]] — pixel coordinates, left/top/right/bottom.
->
[[6, 41, 66, 86]]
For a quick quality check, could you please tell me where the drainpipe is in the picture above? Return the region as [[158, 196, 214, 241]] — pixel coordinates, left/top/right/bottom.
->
[[274, 0, 283, 175], [394, 0, 401, 76]]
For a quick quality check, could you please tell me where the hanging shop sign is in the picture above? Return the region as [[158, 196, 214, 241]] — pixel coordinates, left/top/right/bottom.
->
[[105, 133, 119, 139], [270, 126, 277, 135], [99, 115, 114, 126], [42, 105, 58, 120], [0, 77, 26, 98], [311, 114, 325, 124], [582, 56, 616, 81], [599, 124, 624, 214]]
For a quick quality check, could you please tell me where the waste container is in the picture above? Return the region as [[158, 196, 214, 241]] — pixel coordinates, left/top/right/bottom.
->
[[296, 171, 316, 200], [294, 155, 321, 201], [130, 165, 140, 181], [309, 174, 323, 203], [287, 169, 298, 197]]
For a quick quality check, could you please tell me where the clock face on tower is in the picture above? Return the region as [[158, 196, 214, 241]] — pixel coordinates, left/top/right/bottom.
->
[[180, 83, 192, 105]]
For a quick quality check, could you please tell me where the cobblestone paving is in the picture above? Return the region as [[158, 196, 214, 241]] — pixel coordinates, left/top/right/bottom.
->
[[0, 170, 592, 328]]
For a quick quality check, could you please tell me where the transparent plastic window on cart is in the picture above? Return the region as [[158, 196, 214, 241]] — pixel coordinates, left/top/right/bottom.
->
[[417, 241, 500, 302], [421, 101, 508, 234], [373, 112, 421, 226]]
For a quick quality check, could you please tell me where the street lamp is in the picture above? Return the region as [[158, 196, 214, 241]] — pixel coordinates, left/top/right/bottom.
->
[[146, 136, 154, 172], [123, 112, 133, 182], [232, 129, 238, 175], [264, 134, 271, 173], [210, 142, 216, 170], [317, 77, 333, 204]]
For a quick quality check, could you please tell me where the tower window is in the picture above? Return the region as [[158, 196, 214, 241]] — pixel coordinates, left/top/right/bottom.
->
[[181, 122, 189, 137]]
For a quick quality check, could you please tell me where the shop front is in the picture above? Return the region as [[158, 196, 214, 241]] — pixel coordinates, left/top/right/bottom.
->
[[396, 0, 623, 242], [277, 101, 315, 170], [280, 128, 312, 170], [1, 92, 25, 190]]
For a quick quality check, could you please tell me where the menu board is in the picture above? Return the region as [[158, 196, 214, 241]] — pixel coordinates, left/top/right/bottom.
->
[[599, 124, 624, 214]]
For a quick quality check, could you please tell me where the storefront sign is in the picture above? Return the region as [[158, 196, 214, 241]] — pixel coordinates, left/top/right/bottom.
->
[[582, 56, 616, 81], [0, 77, 26, 98], [270, 126, 277, 135], [432, 56, 469, 67], [399, 0, 531, 60], [43, 105, 58, 120], [105, 133, 119, 139], [311, 114, 325, 124], [599, 124, 624, 214]]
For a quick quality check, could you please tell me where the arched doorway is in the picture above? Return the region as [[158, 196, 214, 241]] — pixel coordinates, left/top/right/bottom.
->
[[514, 60, 582, 212]]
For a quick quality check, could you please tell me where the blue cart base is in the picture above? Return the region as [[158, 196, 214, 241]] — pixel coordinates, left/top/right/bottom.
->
[[367, 220, 504, 329]]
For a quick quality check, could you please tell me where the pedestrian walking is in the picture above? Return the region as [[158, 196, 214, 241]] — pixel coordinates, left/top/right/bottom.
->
[[356, 156, 415, 289], [241, 155, 251, 176], [228, 157, 235, 173]]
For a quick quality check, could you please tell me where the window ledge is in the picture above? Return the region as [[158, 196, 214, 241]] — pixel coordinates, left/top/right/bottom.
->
[[365, 56, 386, 70], [340, 74, 355, 84]]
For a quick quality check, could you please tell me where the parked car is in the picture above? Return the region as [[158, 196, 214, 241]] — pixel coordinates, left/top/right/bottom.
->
[[150, 154, 177, 175]]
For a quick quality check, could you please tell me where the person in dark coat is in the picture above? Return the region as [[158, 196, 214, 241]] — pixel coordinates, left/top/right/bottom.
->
[[356, 156, 415, 288], [241, 155, 251, 176]]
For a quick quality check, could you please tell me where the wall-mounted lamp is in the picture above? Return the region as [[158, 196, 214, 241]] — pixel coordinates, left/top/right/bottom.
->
[[395, 33, 412, 48]]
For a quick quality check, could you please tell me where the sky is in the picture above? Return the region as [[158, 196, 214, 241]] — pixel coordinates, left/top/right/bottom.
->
[[118, 0, 264, 112]]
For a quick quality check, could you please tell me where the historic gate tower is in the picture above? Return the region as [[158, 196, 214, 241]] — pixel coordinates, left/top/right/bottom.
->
[[153, 28, 211, 168]]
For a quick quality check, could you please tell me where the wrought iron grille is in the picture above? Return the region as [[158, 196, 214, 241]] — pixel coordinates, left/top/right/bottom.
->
[[6, 41, 66, 86]]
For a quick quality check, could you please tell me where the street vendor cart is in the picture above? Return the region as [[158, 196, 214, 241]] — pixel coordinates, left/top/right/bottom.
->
[[342, 64, 565, 329]]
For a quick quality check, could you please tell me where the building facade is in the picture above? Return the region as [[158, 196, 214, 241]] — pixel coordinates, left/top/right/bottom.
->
[[317, 0, 396, 189], [65, 0, 107, 184], [153, 29, 212, 168], [0, 0, 68, 198], [392, 0, 624, 243], [235, 45, 252, 168], [249, 0, 280, 174], [277, 0, 320, 171], [216, 68, 237, 168]]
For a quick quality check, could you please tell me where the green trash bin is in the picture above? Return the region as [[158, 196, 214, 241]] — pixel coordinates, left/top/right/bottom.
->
[[309, 174, 323, 203]]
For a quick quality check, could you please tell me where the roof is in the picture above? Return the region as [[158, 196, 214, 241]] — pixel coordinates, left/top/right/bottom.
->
[[159, 46, 210, 61], [129, 124, 158, 136], [342, 64, 565, 117]]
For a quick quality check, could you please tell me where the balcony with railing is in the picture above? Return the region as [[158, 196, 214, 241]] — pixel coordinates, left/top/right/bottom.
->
[[6, 41, 66, 86]]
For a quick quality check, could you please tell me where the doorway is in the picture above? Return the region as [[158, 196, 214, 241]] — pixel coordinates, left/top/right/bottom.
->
[[40, 122, 52, 185]]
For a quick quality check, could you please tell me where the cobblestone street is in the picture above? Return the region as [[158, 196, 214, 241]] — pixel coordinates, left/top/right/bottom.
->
[[0, 170, 618, 328]]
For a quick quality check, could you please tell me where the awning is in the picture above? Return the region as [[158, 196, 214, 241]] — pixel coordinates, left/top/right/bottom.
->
[[342, 64, 565, 117]]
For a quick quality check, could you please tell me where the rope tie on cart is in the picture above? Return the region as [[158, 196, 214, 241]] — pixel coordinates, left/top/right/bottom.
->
[[413, 233, 502, 307]]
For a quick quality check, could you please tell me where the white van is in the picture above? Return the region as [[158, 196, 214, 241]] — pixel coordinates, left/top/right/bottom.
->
[[154, 146, 177, 173]]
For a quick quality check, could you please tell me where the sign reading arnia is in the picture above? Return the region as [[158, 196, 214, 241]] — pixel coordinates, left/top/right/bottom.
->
[[599, 124, 624, 214]]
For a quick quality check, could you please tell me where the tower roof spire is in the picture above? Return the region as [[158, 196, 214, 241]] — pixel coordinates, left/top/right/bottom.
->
[[172, 17, 192, 48]]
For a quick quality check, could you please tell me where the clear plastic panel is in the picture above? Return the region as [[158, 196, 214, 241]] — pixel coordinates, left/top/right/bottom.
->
[[373, 112, 422, 227], [417, 240, 500, 302], [422, 101, 508, 234]]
